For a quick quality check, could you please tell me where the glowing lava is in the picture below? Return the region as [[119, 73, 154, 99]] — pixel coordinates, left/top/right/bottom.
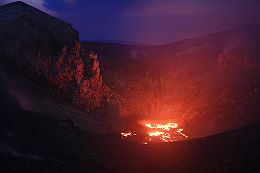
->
[[121, 132, 132, 138], [148, 131, 164, 136], [121, 132, 137, 138], [145, 122, 178, 131], [120, 121, 188, 144], [144, 122, 188, 143]]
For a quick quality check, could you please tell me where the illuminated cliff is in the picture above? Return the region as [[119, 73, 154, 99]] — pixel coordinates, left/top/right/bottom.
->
[[0, 1, 111, 110]]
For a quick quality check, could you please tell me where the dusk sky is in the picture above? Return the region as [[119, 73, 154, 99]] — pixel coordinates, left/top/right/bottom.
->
[[1, 0, 260, 44]]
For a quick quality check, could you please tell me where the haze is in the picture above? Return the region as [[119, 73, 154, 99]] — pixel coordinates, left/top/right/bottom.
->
[[1, 0, 260, 44]]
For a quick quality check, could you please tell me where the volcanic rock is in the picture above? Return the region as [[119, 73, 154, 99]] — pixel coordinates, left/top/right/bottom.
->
[[0, 1, 111, 110]]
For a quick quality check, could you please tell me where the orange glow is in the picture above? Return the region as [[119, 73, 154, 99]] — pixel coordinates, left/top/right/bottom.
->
[[145, 122, 178, 131], [120, 132, 137, 138], [121, 132, 132, 138], [144, 122, 188, 143], [121, 120, 188, 144], [148, 131, 164, 136]]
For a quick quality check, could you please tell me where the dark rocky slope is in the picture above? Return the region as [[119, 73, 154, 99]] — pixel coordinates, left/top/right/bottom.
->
[[0, 65, 119, 134], [0, 66, 259, 173], [0, 87, 259, 173], [0, 1, 111, 111]]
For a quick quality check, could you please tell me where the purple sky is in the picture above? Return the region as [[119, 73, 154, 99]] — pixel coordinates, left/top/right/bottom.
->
[[1, 0, 260, 44]]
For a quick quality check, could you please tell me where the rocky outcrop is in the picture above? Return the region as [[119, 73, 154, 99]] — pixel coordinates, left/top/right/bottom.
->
[[0, 1, 111, 110]]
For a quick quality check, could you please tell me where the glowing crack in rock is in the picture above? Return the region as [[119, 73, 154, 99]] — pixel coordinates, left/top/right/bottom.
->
[[120, 132, 137, 138], [121, 121, 188, 144], [121, 132, 132, 138]]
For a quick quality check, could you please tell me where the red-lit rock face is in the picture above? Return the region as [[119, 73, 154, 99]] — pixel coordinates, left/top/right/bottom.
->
[[0, 2, 111, 111], [17, 43, 111, 111]]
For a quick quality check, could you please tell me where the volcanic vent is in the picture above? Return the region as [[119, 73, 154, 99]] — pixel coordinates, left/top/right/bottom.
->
[[121, 120, 188, 144]]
